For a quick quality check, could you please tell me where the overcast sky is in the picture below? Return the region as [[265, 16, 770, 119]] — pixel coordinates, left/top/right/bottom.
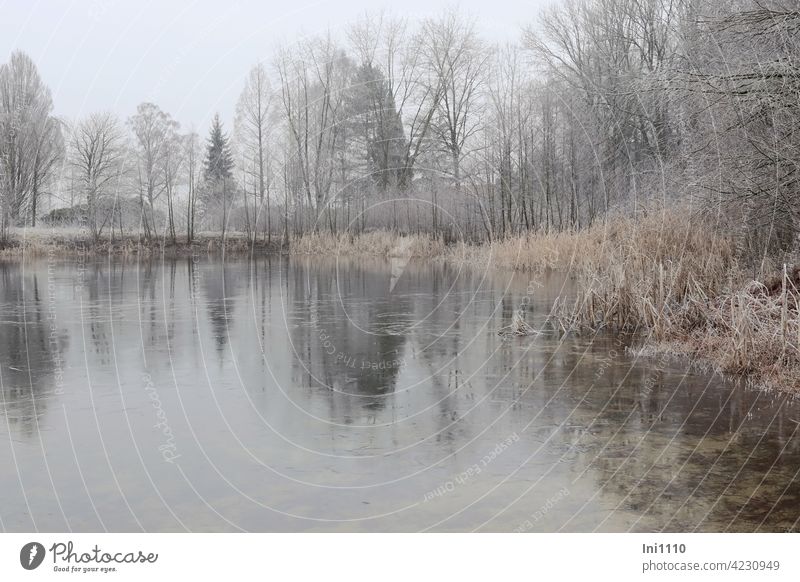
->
[[0, 0, 552, 131]]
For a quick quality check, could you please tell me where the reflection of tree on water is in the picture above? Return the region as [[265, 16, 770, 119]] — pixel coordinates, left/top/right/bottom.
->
[[288, 258, 408, 415], [137, 259, 163, 359], [248, 256, 279, 351], [406, 262, 489, 447], [290, 258, 473, 440], [0, 262, 66, 437], [202, 260, 243, 357], [84, 262, 118, 366]]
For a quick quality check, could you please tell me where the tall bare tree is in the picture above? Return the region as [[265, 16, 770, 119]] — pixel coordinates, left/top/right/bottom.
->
[[235, 63, 275, 243], [71, 112, 126, 240], [422, 11, 488, 196], [0, 51, 61, 238], [128, 102, 179, 240], [184, 131, 201, 243], [275, 34, 352, 232], [163, 131, 184, 244]]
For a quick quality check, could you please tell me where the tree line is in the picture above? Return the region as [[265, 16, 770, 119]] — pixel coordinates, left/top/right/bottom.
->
[[0, 0, 797, 257]]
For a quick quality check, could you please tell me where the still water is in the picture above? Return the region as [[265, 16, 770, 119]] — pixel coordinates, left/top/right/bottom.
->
[[1, 256, 799, 532]]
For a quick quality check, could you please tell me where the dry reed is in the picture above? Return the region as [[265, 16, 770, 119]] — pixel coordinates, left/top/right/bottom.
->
[[290, 231, 445, 258], [498, 312, 539, 337], [537, 211, 799, 391]]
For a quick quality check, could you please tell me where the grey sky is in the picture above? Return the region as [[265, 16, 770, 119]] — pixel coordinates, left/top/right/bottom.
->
[[1, 0, 552, 131]]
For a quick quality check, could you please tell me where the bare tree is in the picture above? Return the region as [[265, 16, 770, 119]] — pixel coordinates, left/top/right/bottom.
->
[[163, 131, 184, 244], [676, 1, 800, 262], [29, 116, 64, 227], [184, 131, 201, 243], [128, 102, 179, 240], [275, 34, 352, 232], [0, 51, 60, 239], [422, 11, 488, 196], [71, 112, 126, 240], [235, 63, 275, 243]]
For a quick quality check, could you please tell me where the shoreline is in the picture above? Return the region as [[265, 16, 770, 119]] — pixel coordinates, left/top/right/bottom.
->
[[2, 219, 797, 392], [0, 230, 285, 258], [279, 220, 800, 393]]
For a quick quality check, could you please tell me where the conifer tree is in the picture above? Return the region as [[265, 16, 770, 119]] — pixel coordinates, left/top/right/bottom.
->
[[203, 114, 235, 240], [203, 113, 234, 184]]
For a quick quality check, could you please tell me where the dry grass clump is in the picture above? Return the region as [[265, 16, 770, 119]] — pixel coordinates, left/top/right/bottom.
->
[[554, 209, 736, 331], [0, 230, 95, 257], [290, 231, 445, 258], [498, 312, 539, 337], [449, 229, 587, 272], [654, 266, 800, 390], [445, 209, 730, 277]]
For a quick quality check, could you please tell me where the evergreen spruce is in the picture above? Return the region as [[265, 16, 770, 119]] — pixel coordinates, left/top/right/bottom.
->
[[203, 113, 234, 184], [203, 113, 235, 240]]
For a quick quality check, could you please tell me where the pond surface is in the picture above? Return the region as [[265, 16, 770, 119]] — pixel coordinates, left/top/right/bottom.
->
[[1, 255, 799, 532]]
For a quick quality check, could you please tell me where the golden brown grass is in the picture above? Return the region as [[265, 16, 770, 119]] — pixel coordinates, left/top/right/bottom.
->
[[290, 231, 446, 258], [545, 210, 737, 331], [533, 211, 799, 391], [649, 267, 800, 391]]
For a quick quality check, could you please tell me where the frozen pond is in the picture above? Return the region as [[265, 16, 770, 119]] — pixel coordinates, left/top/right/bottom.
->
[[1, 256, 799, 531]]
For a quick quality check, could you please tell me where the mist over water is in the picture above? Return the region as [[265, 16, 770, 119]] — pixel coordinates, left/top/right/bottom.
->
[[1, 256, 798, 532]]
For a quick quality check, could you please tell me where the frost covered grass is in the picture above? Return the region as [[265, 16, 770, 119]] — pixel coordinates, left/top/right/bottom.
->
[[0, 227, 281, 257], [533, 211, 799, 391]]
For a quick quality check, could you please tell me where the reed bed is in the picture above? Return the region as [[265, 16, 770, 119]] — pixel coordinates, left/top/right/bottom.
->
[[549, 210, 737, 331], [539, 212, 799, 391], [648, 266, 800, 391]]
